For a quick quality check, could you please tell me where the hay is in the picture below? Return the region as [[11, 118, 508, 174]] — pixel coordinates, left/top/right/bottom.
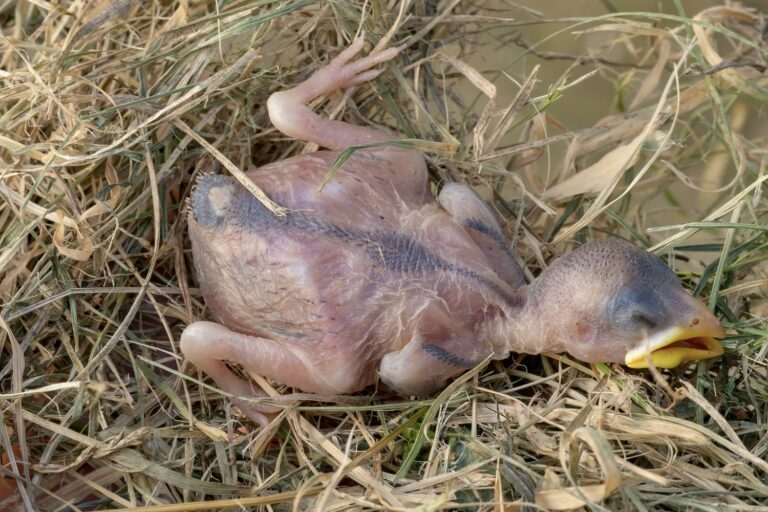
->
[[1, 1, 766, 510]]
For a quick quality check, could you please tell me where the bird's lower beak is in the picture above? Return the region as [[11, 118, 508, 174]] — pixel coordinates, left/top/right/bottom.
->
[[624, 307, 725, 369]]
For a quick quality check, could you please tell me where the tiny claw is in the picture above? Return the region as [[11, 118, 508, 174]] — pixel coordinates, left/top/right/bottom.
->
[[344, 68, 385, 87], [371, 46, 402, 63], [335, 32, 366, 66], [237, 404, 270, 426], [346, 46, 401, 76]]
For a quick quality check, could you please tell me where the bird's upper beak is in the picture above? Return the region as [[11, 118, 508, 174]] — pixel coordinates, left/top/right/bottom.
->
[[625, 302, 725, 369]]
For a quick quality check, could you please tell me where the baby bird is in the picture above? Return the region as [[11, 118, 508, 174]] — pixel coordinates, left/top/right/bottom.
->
[[181, 37, 724, 424]]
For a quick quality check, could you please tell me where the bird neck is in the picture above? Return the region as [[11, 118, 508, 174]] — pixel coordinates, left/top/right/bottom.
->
[[489, 286, 566, 357]]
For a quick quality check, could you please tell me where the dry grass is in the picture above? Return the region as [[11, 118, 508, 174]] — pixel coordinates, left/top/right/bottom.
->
[[1, 1, 767, 510]]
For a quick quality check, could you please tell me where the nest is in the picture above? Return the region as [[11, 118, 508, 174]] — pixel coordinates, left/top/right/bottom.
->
[[1, 1, 767, 510]]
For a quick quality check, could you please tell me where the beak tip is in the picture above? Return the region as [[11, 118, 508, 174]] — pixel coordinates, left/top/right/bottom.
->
[[623, 317, 726, 369], [694, 302, 725, 336]]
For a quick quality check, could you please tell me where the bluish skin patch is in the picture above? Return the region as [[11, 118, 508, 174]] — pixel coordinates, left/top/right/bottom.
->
[[366, 231, 448, 273], [193, 176, 520, 306], [190, 174, 238, 227], [422, 343, 476, 368], [465, 217, 516, 261], [266, 325, 307, 339]]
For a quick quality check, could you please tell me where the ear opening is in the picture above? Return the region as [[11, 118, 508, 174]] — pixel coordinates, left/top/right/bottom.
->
[[574, 318, 596, 343]]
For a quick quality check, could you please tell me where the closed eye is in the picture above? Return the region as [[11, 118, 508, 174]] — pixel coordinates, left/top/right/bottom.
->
[[632, 311, 658, 329]]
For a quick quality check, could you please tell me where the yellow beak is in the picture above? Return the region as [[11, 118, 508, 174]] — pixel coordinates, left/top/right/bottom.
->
[[625, 312, 725, 369]]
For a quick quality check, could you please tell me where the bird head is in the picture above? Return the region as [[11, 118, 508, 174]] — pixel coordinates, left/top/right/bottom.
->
[[525, 238, 724, 368]]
